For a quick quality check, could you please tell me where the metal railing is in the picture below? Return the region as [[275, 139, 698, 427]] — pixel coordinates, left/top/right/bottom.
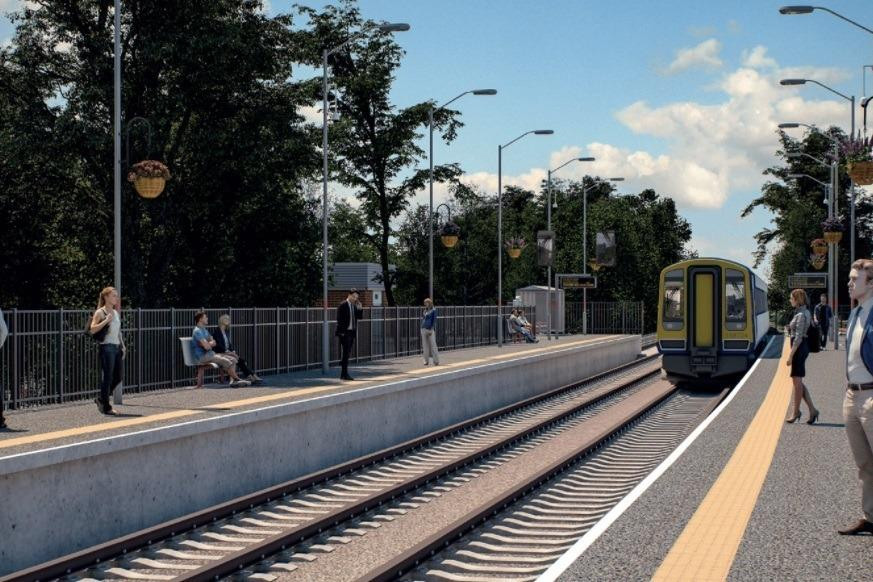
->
[[0, 306, 529, 410], [565, 301, 645, 335]]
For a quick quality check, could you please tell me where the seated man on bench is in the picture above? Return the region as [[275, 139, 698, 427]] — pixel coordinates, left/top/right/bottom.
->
[[192, 311, 250, 387]]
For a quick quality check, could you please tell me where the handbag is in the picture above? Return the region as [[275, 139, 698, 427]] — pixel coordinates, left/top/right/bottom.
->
[[84, 308, 110, 343]]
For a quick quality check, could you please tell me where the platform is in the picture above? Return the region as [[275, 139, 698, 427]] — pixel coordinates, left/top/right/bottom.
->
[[547, 335, 870, 582], [0, 333, 641, 575]]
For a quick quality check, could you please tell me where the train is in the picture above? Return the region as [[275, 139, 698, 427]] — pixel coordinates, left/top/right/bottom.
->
[[657, 258, 769, 379]]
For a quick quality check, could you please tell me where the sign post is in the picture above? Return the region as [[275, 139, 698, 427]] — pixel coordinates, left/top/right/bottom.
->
[[538, 230, 555, 340]]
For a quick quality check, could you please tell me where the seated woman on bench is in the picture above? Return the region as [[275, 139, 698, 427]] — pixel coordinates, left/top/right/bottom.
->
[[192, 311, 250, 387], [214, 314, 262, 383], [509, 309, 538, 343]]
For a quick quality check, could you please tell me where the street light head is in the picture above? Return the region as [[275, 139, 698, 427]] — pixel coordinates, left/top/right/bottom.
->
[[378, 23, 410, 32], [780, 78, 807, 86], [779, 5, 815, 14], [779, 123, 801, 129], [472, 89, 498, 95], [608, 177, 625, 182], [787, 152, 801, 158], [787, 173, 805, 179], [534, 129, 554, 135], [577, 157, 596, 162]]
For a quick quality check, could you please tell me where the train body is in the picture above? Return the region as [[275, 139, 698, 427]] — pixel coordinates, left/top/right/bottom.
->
[[657, 258, 769, 379]]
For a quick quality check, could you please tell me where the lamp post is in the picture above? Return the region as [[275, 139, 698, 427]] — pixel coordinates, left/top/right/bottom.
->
[[582, 177, 623, 334], [779, 5, 873, 35], [321, 22, 409, 374], [780, 122, 842, 346], [780, 78, 856, 264], [546, 156, 595, 340], [429, 89, 496, 301], [497, 129, 554, 347]]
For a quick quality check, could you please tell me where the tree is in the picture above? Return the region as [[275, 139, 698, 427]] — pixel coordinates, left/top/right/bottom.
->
[[742, 128, 867, 318], [290, 1, 463, 306], [0, 0, 322, 308]]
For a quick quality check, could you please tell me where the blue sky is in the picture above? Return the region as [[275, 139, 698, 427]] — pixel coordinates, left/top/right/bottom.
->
[[3, 1, 872, 282]]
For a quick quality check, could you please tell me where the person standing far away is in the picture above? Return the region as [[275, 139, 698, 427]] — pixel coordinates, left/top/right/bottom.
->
[[0, 308, 7, 429], [840, 258, 873, 535], [336, 289, 363, 381], [814, 293, 833, 350], [421, 298, 439, 366], [89, 286, 126, 415]]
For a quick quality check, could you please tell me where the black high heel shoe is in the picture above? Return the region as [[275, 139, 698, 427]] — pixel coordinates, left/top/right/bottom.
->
[[785, 411, 801, 423], [807, 410, 819, 425]]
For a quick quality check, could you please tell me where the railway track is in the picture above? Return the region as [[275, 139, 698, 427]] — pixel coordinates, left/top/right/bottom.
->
[[10, 344, 670, 582]]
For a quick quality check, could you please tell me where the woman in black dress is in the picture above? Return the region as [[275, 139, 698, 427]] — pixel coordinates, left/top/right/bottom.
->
[[785, 288, 819, 424]]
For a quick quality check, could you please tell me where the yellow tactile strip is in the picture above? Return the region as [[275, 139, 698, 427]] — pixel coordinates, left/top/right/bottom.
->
[[651, 337, 791, 581], [0, 335, 616, 451]]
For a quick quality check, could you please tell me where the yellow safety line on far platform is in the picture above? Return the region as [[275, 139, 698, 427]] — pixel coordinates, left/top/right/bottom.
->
[[651, 337, 791, 582], [0, 335, 616, 450]]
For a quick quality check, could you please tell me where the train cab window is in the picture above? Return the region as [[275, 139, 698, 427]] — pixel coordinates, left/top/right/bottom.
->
[[663, 269, 684, 329], [725, 269, 746, 330]]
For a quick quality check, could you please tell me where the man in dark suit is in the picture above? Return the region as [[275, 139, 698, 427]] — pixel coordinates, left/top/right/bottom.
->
[[336, 289, 363, 380]]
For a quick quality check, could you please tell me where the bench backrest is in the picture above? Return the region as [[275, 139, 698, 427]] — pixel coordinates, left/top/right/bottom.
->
[[179, 337, 197, 366]]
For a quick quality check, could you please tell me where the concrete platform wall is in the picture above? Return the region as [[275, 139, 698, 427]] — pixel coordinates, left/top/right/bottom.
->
[[0, 335, 640, 574]]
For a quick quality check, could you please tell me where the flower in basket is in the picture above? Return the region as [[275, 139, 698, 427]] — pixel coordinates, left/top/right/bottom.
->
[[820, 217, 844, 233], [127, 160, 171, 182], [839, 132, 873, 164], [504, 237, 526, 250]]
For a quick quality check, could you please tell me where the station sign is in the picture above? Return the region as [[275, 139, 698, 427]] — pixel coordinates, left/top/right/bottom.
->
[[558, 273, 597, 289], [787, 272, 827, 289]]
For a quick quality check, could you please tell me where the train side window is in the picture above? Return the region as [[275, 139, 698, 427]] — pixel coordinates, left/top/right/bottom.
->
[[755, 288, 768, 315], [663, 269, 683, 329], [725, 269, 746, 329]]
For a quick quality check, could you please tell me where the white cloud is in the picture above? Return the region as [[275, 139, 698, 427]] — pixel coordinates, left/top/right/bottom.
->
[[741, 46, 777, 69], [297, 104, 323, 125], [663, 38, 723, 75]]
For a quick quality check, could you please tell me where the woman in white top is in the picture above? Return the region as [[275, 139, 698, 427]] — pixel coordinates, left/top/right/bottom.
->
[[89, 287, 125, 414]]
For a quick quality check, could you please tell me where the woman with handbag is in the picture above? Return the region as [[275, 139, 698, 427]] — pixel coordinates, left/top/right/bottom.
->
[[785, 288, 819, 424], [89, 286, 125, 415]]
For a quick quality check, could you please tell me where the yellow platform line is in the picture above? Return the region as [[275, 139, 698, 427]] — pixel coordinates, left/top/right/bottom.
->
[[0, 335, 614, 450], [651, 337, 791, 581]]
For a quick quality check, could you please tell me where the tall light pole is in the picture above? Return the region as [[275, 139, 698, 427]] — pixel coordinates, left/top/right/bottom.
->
[[789, 172, 833, 317], [321, 22, 409, 374], [429, 89, 497, 301], [582, 177, 623, 334], [497, 129, 554, 347], [779, 5, 873, 35], [113, 0, 121, 295], [780, 78, 856, 264], [780, 122, 842, 346], [546, 156, 595, 340]]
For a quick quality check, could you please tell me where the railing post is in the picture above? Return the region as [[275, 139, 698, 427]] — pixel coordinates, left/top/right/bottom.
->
[[395, 306, 400, 357], [622, 303, 627, 334], [276, 306, 280, 375], [170, 308, 176, 388], [11, 308, 17, 410], [252, 307, 258, 374], [57, 308, 64, 403], [137, 308, 143, 392]]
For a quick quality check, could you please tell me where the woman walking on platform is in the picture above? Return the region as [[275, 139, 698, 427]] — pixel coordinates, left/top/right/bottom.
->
[[785, 288, 819, 424], [90, 286, 125, 415]]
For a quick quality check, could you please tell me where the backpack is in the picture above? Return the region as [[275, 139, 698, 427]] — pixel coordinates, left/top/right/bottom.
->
[[84, 308, 110, 343], [807, 313, 821, 353]]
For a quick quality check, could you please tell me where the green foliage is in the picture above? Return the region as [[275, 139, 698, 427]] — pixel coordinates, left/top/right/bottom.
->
[[0, 0, 321, 308], [743, 128, 867, 314], [289, 1, 463, 306]]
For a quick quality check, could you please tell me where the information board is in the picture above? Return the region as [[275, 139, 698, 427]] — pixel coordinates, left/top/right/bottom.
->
[[558, 273, 597, 289], [787, 272, 827, 289]]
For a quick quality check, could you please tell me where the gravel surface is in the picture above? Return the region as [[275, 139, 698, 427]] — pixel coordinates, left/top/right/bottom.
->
[[0, 337, 592, 457], [271, 379, 674, 581]]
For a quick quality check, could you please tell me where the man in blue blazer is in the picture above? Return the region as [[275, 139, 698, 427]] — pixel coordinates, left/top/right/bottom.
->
[[841, 258, 873, 535]]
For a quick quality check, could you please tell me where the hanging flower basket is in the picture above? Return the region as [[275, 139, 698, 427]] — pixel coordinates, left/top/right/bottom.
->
[[588, 258, 602, 272], [821, 217, 844, 245], [810, 238, 828, 256], [504, 237, 525, 259], [848, 161, 873, 186], [809, 253, 826, 270], [127, 160, 171, 199]]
